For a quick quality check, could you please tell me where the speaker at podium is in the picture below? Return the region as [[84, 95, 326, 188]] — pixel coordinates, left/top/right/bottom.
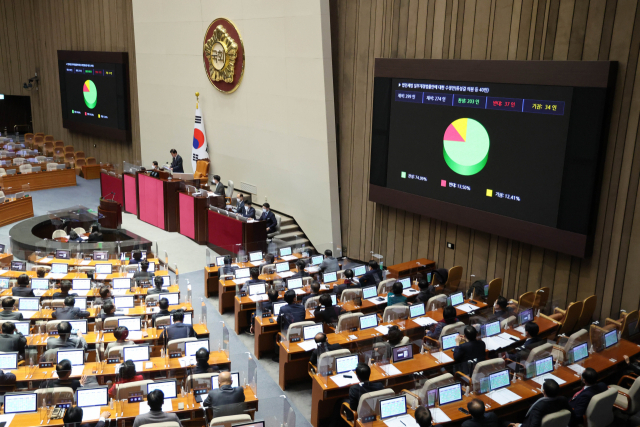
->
[[99, 194, 123, 229]]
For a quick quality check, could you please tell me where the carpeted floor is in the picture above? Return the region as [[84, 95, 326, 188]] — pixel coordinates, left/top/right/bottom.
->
[[0, 176, 313, 427]]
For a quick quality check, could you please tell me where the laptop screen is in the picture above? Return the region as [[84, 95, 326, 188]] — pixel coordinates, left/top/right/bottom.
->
[[68, 320, 88, 334], [604, 330, 618, 348], [13, 321, 30, 336], [359, 314, 378, 330], [18, 298, 39, 311], [392, 345, 413, 363], [311, 255, 324, 266], [248, 283, 266, 296], [323, 272, 337, 283], [275, 262, 290, 273], [449, 292, 464, 306], [279, 247, 292, 257], [118, 317, 141, 331], [287, 278, 303, 290], [147, 380, 177, 399], [51, 263, 68, 274], [482, 321, 500, 338], [57, 349, 84, 366], [114, 296, 135, 309], [10, 261, 25, 271], [93, 251, 108, 261], [518, 309, 533, 325], [162, 293, 179, 306], [331, 294, 337, 305], [72, 279, 91, 290], [113, 278, 131, 289], [211, 372, 240, 389], [123, 345, 150, 362], [362, 286, 377, 300], [160, 275, 170, 287], [74, 298, 87, 310], [31, 278, 49, 290], [410, 304, 425, 318], [273, 302, 286, 316], [76, 386, 108, 408], [379, 395, 407, 420], [441, 333, 458, 351], [484, 284, 490, 296], [303, 324, 324, 341], [398, 278, 411, 289], [216, 256, 226, 266], [0, 352, 18, 369], [0, 278, 9, 289], [55, 250, 70, 259], [335, 355, 359, 374], [249, 251, 263, 262], [4, 393, 37, 414], [170, 312, 192, 325], [535, 356, 554, 376], [571, 343, 589, 364], [438, 383, 462, 406], [139, 262, 155, 272], [235, 268, 250, 279], [352, 265, 366, 277], [489, 369, 510, 391], [185, 339, 209, 357], [95, 263, 112, 274]]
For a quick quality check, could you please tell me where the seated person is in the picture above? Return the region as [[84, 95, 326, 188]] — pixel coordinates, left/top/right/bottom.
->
[[0, 322, 26, 353], [0, 369, 16, 386], [453, 325, 487, 374], [333, 269, 358, 297], [415, 406, 433, 427], [128, 250, 143, 265], [493, 296, 516, 321], [88, 224, 103, 243], [261, 289, 280, 314], [428, 268, 449, 296], [39, 359, 92, 392], [47, 321, 88, 351], [52, 295, 90, 319], [414, 278, 433, 304], [347, 364, 384, 418], [36, 267, 47, 278], [231, 193, 245, 212], [462, 399, 499, 427], [147, 276, 168, 295], [263, 253, 276, 270], [99, 301, 121, 320], [387, 326, 405, 347], [508, 322, 544, 362], [67, 230, 83, 242], [427, 305, 458, 339], [105, 326, 135, 357], [159, 310, 196, 344], [569, 368, 607, 427], [291, 259, 310, 279], [63, 407, 110, 427], [109, 359, 144, 397], [241, 267, 263, 292], [319, 249, 339, 273], [314, 294, 344, 325], [310, 332, 342, 365], [149, 161, 160, 178], [509, 379, 573, 427], [203, 371, 245, 407], [152, 298, 173, 326], [0, 297, 23, 320], [133, 260, 154, 281], [387, 281, 408, 306], [194, 348, 219, 374], [94, 286, 113, 306], [219, 256, 237, 276], [301, 282, 321, 306], [358, 260, 383, 287], [132, 389, 182, 427], [242, 200, 256, 219], [277, 289, 306, 330], [466, 280, 487, 300], [52, 280, 77, 299], [12, 273, 35, 297]]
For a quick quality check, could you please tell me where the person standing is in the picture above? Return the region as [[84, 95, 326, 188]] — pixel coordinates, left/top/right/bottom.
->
[[169, 149, 184, 173]]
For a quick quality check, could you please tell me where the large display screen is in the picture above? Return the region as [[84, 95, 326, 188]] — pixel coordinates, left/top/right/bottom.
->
[[370, 59, 615, 257], [57, 51, 131, 141]]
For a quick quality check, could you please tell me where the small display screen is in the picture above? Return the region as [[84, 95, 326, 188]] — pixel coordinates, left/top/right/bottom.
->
[[379, 396, 407, 419], [4, 393, 37, 414], [216, 256, 225, 266], [249, 251, 263, 262], [535, 356, 554, 376], [335, 355, 359, 374], [235, 268, 251, 279], [323, 272, 337, 284], [275, 262, 290, 273], [93, 251, 108, 261], [123, 345, 149, 362], [287, 278, 303, 290], [185, 339, 209, 357], [51, 263, 68, 274], [114, 296, 134, 309], [449, 292, 464, 306], [211, 372, 239, 389], [31, 279, 49, 290], [249, 283, 266, 296], [56, 250, 71, 259], [68, 320, 87, 334], [392, 345, 413, 363], [483, 321, 500, 337], [0, 278, 9, 289], [352, 265, 366, 276], [571, 342, 588, 363], [273, 302, 286, 316], [279, 247, 292, 257], [18, 298, 39, 311], [76, 387, 108, 408], [604, 330, 618, 348], [438, 383, 462, 406], [13, 322, 30, 336], [72, 279, 91, 290], [118, 317, 141, 331], [74, 298, 87, 310], [303, 324, 324, 340], [518, 309, 533, 325], [410, 304, 425, 318], [489, 369, 510, 391], [10, 261, 26, 271], [95, 263, 112, 274], [398, 278, 411, 289], [57, 349, 84, 366], [359, 314, 378, 330], [147, 380, 177, 399], [441, 333, 458, 350], [113, 278, 131, 289], [311, 255, 324, 266], [362, 286, 378, 299], [0, 352, 18, 369], [170, 312, 192, 325]]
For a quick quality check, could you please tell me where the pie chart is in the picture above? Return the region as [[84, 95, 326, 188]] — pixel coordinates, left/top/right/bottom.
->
[[443, 118, 490, 175], [83, 80, 97, 109]]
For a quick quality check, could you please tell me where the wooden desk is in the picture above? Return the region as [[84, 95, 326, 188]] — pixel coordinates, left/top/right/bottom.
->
[[386, 258, 435, 279], [27, 303, 195, 321], [81, 164, 102, 179], [179, 191, 209, 245], [138, 173, 182, 232], [0, 254, 13, 267], [35, 257, 160, 268], [207, 210, 267, 256], [0, 195, 34, 227], [0, 168, 76, 193]]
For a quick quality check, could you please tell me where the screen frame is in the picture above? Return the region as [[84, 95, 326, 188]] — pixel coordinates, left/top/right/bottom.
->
[[378, 395, 407, 420], [76, 386, 109, 408], [3, 392, 38, 414], [437, 383, 463, 406]]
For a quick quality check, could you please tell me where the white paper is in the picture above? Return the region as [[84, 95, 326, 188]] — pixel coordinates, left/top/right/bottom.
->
[[126, 273, 134, 278], [482, 336, 513, 351], [320, 285, 329, 290], [47, 273, 66, 280], [251, 260, 265, 266], [294, 289, 306, 295], [532, 373, 566, 385], [281, 255, 298, 261], [456, 303, 479, 313], [498, 332, 520, 342], [249, 294, 268, 302], [81, 406, 102, 421], [307, 266, 320, 273], [375, 325, 390, 335], [53, 365, 84, 377], [487, 388, 522, 405], [380, 364, 402, 376], [21, 311, 37, 319], [33, 290, 46, 297], [366, 297, 387, 305], [79, 260, 92, 266], [278, 271, 295, 279], [73, 290, 90, 297], [431, 352, 454, 363], [568, 364, 586, 374], [0, 414, 16, 427], [297, 340, 318, 352], [428, 408, 451, 423], [39, 257, 53, 263], [112, 289, 128, 296], [348, 335, 358, 340], [95, 274, 108, 280], [413, 317, 437, 327], [234, 278, 250, 285], [139, 400, 172, 414], [330, 370, 359, 387], [0, 270, 7, 275], [384, 414, 418, 427], [402, 289, 419, 296], [128, 331, 143, 340], [179, 356, 196, 367], [514, 326, 526, 335]]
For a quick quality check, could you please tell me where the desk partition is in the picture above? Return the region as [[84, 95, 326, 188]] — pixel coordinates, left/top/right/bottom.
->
[[100, 172, 124, 208], [123, 173, 137, 215], [138, 173, 165, 229], [208, 209, 267, 255]]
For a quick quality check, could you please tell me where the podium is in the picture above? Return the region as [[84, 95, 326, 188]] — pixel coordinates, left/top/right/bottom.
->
[[178, 191, 210, 244], [98, 198, 122, 229], [137, 173, 181, 232]]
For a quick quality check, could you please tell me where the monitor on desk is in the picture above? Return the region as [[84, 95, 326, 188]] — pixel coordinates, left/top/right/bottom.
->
[[379, 395, 407, 420], [235, 268, 250, 280], [95, 263, 112, 275], [489, 369, 510, 392], [0, 352, 18, 370], [279, 247, 292, 257], [69, 320, 87, 334], [392, 344, 413, 363], [10, 261, 25, 271], [159, 275, 170, 287], [185, 339, 209, 357], [211, 372, 240, 389], [398, 277, 411, 289], [362, 286, 378, 300], [447, 291, 464, 307], [72, 278, 91, 290], [335, 354, 359, 374], [138, 262, 155, 272], [331, 294, 337, 305], [359, 314, 378, 330], [76, 386, 109, 408], [311, 255, 324, 266], [534, 356, 554, 377], [123, 345, 150, 362], [147, 380, 177, 399], [57, 349, 84, 366], [13, 321, 30, 336], [249, 283, 266, 296], [249, 251, 263, 262], [171, 312, 192, 325], [51, 263, 68, 274], [30, 278, 49, 290], [113, 278, 131, 289], [287, 278, 303, 290], [18, 297, 39, 311], [0, 278, 9, 289], [441, 333, 458, 351], [570, 342, 589, 364], [482, 320, 501, 338], [438, 383, 462, 406], [323, 272, 337, 284], [216, 256, 226, 267], [273, 302, 287, 316], [352, 265, 366, 277], [163, 292, 179, 306], [604, 330, 618, 349], [114, 296, 134, 309], [118, 317, 142, 331], [74, 297, 87, 310], [484, 284, 490, 297], [140, 251, 147, 260], [410, 303, 425, 318], [518, 308, 533, 325], [275, 262, 290, 273], [303, 323, 324, 341], [0, 243, 4, 253], [3, 392, 37, 414], [56, 250, 71, 259], [93, 251, 108, 261]]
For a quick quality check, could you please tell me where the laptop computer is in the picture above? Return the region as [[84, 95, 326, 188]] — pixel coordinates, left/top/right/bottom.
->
[[76, 386, 109, 408], [447, 291, 464, 307], [359, 314, 378, 330], [323, 271, 337, 284], [335, 355, 359, 374], [379, 395, 407, 420], [3, 392, 37, 414], [352, 265, 366, 277], [441, 333, 458, 351], [409, 303, 425, 318], [481, 320, 501, 338], [311, 255, 324, 266], [392, 344, 413, 363], [303, 324, 324, 340], [249, 251, 263, 262], [438, 383, 462, 406]]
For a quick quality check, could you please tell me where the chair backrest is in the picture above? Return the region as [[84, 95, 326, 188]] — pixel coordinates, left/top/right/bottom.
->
[[540, 409, 572, 427], [585, 387, 617, 427], [210, 414, 251, 427], [64, 146, 74, 153], [486, 278, 502, 306], [0, 168, 5, 177], [140, 423, 180, 427], [426, 294, 447, 311], [446, 266, 463, 291], [46, 320, 65, 333], [103, 316, 128, 331], [563, 329, 588, 354], [47, 162, 58, 171], [19, 164, 31, 173], [471, 358, 506, 390], [145, 294, 160, 305], [377, 279, 395, 295], [500, 316, 516, 329], [35, 387, 75, 404], [317, 349, 351, 369], [44, 135, 54, 142], [226, 180, 234, 198], [74, 227, 86, 235], [418, 373, 454, 404], [155, 315, 171, 328], [356, 388, 395, 414], [114, 380, 154, 400], [525, 343, 554, 364], [13, 157, 25, 165], [260, 264, 275, 275], [623, 375, 640, 413], [533, 287, 550, 312], [335, 312, 363, 333], [440, 322, 465, 346], [621, 310, 640, 339], [304, 295, 321, 310], [75, 151, 85, 159], [575, 295, 597, 331], [35, 156, 46, 162], [518, 291, 535, 309], [382, 306, 409, 322], [54, 140, 64, 147], [286, 321, 316, 341], [31, 166, 41, 173], [52, 230, 67, 239], [194, 159, 210, 179], [167, 337, 197, 354], [557, 301, 584, 336], [107, 345, 128, 359], [86, 157, 97, 165], [340, 288, 362, 303]]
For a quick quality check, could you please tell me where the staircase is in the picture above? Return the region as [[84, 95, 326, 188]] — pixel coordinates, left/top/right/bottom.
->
[[270, 210, 314, 252]]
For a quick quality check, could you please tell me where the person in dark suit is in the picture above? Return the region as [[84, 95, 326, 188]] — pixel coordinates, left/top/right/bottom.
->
[[0, 297, 23, 320], [241, 200, 256, 219], [68, 230, 83, 242], [241, 267, 263, 292], [278, 290, 306, 330], [46, 321, 88, 351], [415, 406, 433, 427], [87, 224, 103, 243], [348, 364, 384, 416], [219, 256, 237, 276], [453, 325, 487, 374], [569, 368, 607, 427], [426, 268, 448, 296], [291, 260, 310, 280], [319, 250, 340, 273], [194, 348, 219, 374], [0, 322, 26, 353], [259, 203, 277, 233], [128, 250, 143, 265], [301, 282, 321, 306], [94, 286, 113, 307], [509, 322, 545, 362], [99, 301, 122, 321], [314, 294, 344, 325], [203, 371, 245, 407], [211, 174, 224, 194], [151, 298, 173, 326], [0, 369, 16, 385], [147, 276, 168, 295], [63, 406, 110, 427], [414, 279, 434, 304], [39, 359, 92, 392], [169, 149, 184, 173], [492, 296, 516, 322], [52, 296, 90, 319], [11, 274, 35, 297], [133, 260, 154, 282], [132, 390, 182, 427], [233, 193, 245, 213], [509, 379, 573, 427], [159, 310, 196, 344], [260, 289, 280, 314], [427, 305, 458, 339], [357, 261, 383, 287], [462, 399, 500, 427], [310, 332, 342, 365], [52, 280, 77, 299], [334, 269, 358, 298]]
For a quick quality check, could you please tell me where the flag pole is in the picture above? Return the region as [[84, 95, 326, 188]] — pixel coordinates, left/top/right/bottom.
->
[[196, 92, 199, 108]]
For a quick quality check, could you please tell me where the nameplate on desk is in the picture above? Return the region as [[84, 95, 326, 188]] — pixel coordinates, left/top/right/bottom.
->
[[103, 329, 114, 333], [290, 337, 301, 343], [170, 352, 182, 358], [349, 327, 358, 332], [48, 331, 58, 335], [361, 416, 376, 423], [240, 292, 247, 297], [319, 370, 332, 377], [194, 388, 208, 396], [39, 362, 53, 368], [146, 301, 157, 307], [262, 312, 272, 318], [107, 358, 120, 364], [128, 393, 143, 403]]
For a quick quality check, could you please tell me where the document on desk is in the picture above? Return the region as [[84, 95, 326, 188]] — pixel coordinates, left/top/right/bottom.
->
[[307, 266, 320, 273], [293, 289, 306, 295], [298, 340, 318, 352], [568, 364, 586, 374], [47, 273, 66, 280], [249, 294, 268, 302], [532, 373, 566, 385], [456, 303, 479, 313], [366, 297, 387, 305], [179, 356, 196, 367], [498, 332, 520, 342], [413, 317, 437, 327], [330, 370, 359, 387], [514, 325, 526, 335], [73, 290, 90, 297], [112, 289, 128, 296], [139, 400, 172, 414], [487, 388, 522, 405], [384, 414, 418, 427], [0, 413, 16, 427], [482, 336, 513, 351], [430, 352, 454, 364], [320, 285, 330, 291], [79, 259, 92, 265], [39, 257, 53, 264], [278, 271, 295, 279], [380, 364, 402, 376], [251, 260, 265, 266], [95, 274, 108, 280], [281, 255, 298, 261], [428, 408, 451, 423], [375, 325, 390, 335], [0, 269, 7, 276], [21, 311, 37, 319], [81, 406, 102, 421], [402, 289, 419, 297], [128, 331, 143, 340], [126, 273, 134, 278], [234, 278, 251, 285]]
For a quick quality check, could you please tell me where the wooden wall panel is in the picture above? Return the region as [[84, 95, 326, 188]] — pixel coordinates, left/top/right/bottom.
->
[[333, 0, 640, 322], [0, 0, 141, 166]]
